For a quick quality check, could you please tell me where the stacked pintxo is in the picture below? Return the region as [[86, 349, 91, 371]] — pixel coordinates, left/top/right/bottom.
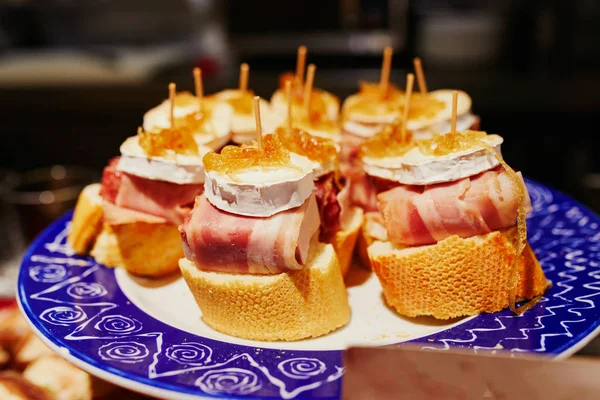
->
[[341, 50, 478, 210], [270, 46, 341, 141], [179, 98, 350, 341], [212, 63, 279, 144], [274, 81, 363, 276], [360, 88, 549, 318], [68, 77, 229, 277], [65, 51, 548, 337]]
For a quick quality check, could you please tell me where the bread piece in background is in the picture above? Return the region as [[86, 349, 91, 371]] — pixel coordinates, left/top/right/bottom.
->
[[0, 371, 50, 400], [0, 308, 30, 350], [0, 346, 9, 369], [67, 184, 104, 255], [13, 334, 54, 369], [91, 221, 183, 277], [24, 356, 93, 400]]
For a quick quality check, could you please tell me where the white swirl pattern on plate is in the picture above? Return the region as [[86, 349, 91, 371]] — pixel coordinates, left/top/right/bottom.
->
[[98, 341, 150, 364], [196, 368, 262, 396], [66, 282, 107, 299], [94, 315, 142, 335], [278, 358, 327, 380], [40, 306, 87, 326], [166, 343, 212, 365], [29, 264, 69, 283]]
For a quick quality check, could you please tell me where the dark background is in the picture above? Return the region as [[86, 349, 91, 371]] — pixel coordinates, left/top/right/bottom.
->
[[0, 0, 599, 211]]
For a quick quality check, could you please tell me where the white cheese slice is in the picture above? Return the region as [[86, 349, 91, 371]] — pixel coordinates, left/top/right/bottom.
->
[[341, 93, 400, 125], [270, 88, 340, 122], [142, 93, 200, 132], [406, 89, 472, 131], [117, 136, 211, 184], [143, 97, 233, 151], [294, 121, 343, 144], [212, 90, 279, 144], [342, 120, 388, 138], [413, 112, 478, 140], [342, 89, 473, 139], [204, 153, 315, 217], [197, 102, 233, 150], [362, 134, 503, 185]]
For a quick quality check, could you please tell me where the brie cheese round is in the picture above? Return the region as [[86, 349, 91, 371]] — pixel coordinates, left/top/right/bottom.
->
[[204, 153, 315, 217], [270, 88, 340, 122], [212, 90, 279, 144], [413, 112, 477, 140], [117, 136, 211, 184], [362, 134, 503, 185], [143, 95, 233, 151], [406, 89, 472, 131], [143, 92, 200, 132]]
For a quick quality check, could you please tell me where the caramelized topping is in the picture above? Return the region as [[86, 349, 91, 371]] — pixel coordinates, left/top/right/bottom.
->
[[345, 83, 445, 120], [139, 127, 199, 158], [404, 92, 445, 120], [175, 101, 216, 137], [361, 122, 413, 158], [276, 127, 337, 166], [277, 72, 332, 122], [203, 133, 291, 174], [362, 129, 488, 159], [359, 81, 402, 100], [221, 90, 255, 114], [172, 91, 200, 108], [416, 130, 487, 156]]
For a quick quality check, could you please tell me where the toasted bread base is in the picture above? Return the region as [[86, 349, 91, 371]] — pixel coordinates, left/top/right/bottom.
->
[[329, 207, 364, 277], [368, 227, 550, 319], [179, 243, 351, 341], [91, 222, 182, 277], [67, 184, 104, 255]]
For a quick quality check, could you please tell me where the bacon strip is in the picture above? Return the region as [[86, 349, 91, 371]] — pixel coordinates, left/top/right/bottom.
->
[[99, 157, 203, 225], [314, 173, 341, 241], [378, 167, 532, 246], [180, 194, 321, 274]]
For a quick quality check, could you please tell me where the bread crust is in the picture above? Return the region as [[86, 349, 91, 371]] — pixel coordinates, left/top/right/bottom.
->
[[179, 243, 351, 341], [91, 222, 182, 277], [67, 184, 104, 254], [329, 207, 363, 277], [369, 227, 549, 319]]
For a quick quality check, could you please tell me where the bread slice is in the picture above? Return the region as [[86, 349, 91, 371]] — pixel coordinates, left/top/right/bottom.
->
[[91, 222, 182, 277], [368, 227, 550, 319], [67, 184, 104, 255], [179, 242, 351, 341], [329, 206, 363, 277]]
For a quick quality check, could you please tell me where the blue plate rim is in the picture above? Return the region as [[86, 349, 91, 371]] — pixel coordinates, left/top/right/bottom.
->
[[16, 178, 600, 399]]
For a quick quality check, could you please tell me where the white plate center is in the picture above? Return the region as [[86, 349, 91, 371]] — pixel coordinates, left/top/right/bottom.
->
[[116, 262, 471, 350]]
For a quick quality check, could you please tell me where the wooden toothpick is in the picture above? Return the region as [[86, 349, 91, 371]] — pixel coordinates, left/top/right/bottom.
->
[[193, 67, 203, 107], [413, 57, 428, 94], [285, 79, 293, 132], [296, 45, 307, 85], [400, 73, 414, 143], [254, 96, 263, 150], [379, 46, 393, 98], [451, 90, 458, 134], [303, 64, 316, 117], [239, 63, 249, 92], [169, 82, 176, 128]]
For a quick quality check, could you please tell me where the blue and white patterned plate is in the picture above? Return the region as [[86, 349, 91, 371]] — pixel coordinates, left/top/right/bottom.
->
[[17, 179, 600, 400]]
